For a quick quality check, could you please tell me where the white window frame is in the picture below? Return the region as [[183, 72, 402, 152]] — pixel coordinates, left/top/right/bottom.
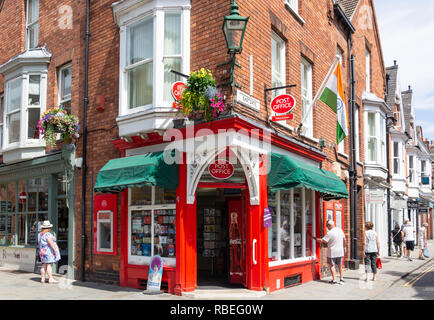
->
[[393, 141, 400, 175], [301, 57, 313, 138], [271, 32, 285, 100], [379, 115, 386, 166], [25, 0, 39, 49], [365, 49, 371, 93], [354, 106, 360, 162], [3, 73, 47, 151], [128, 186, 176, 267], [285, 0, 299, 14], [117, 2, 190, 117], [367, 112, 377, 163], [58, 64, 72, 111], [269, 187, 316, 267], [408, 155, 414, 184], [96, 210, 114, 253]]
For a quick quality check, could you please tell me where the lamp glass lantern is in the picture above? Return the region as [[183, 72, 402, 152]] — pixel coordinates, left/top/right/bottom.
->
[[222, 1, 249, 54]]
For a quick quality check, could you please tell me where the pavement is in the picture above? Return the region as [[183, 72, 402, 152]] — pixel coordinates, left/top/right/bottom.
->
[[0, 240, 432, 300]]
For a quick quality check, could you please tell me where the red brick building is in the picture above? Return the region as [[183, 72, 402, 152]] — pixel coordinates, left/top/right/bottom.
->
[[0, 0, 389, 295]]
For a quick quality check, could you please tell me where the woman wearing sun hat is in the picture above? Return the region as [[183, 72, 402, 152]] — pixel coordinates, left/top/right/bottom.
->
[[38, 220, 61, 284]]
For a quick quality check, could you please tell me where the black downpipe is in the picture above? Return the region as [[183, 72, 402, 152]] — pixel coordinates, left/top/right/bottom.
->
[[81, 0, 90, 282], [386, 124, 392, 256], [349, 53, 358, 261]]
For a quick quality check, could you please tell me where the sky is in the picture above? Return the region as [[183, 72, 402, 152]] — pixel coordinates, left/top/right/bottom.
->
[[375, 0, 434, 141]]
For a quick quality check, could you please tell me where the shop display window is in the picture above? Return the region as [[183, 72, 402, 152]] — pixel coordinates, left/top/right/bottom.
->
[[268, 186, 316, 265], [0, 178, 48, 247], [129, 186, 176, 266]]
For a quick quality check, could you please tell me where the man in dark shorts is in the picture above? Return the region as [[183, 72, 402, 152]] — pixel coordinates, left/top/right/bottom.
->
[[391, 223, 403, 257], [402, 220, 415, 261]]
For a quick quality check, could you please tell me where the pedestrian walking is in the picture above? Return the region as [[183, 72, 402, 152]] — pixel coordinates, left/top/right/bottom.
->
[[402, 219, 416, 262], [38, 220, 61, 284], [391, 223, 403, 257], [363, 221, 380, 282], [418, 222, 428, 260], [312, 220, 346, 285]]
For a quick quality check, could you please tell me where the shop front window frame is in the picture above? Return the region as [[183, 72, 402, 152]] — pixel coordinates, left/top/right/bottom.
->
[[0, 178, 49, 247], [268, 186, 316, 267], [128, 186, 176, 267]]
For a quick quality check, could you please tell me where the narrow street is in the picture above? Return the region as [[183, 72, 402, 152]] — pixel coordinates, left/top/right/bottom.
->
[[374, 261, 434, 300]]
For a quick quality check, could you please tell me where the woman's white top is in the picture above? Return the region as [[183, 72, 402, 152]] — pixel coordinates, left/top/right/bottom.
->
[[365, 230, 378, 253]]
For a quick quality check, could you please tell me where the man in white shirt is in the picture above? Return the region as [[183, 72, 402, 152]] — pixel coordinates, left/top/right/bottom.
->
[[313, 220, 346, 285], [402, 219, 416, 262]]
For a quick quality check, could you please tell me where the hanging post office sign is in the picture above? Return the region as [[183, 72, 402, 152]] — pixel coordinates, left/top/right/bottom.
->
[[270, 94, 296, 122], [209, 160, 235, 180], [171, 82, 187, 102]]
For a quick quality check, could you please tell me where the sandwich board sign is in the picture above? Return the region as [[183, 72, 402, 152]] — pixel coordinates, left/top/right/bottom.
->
[[146, 255, 164, 294]]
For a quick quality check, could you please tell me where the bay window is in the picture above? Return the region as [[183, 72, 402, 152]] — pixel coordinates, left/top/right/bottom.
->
[[4, 74, 45, 147], [367, 113, 376, 162], [126, 17, 154, 109], [129, 186, 176, 266], [393, 141, 399, 175], [163, 13, 182, 104], [268, 187, 316, 265], [115, 1, 190, 118], [409, 155, 414, 183], [366, 111, 386, 166]]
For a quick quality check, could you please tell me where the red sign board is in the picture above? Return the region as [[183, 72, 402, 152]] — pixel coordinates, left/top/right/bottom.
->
[[19, 192, 27, 204], [270, 94, 296, 114], [208, 160, 234, 180], [171, 82, 187, 102], [272, 114, 294, 122]]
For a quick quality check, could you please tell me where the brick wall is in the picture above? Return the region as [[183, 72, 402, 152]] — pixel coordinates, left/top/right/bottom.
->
[[0, 0, 388, 283]]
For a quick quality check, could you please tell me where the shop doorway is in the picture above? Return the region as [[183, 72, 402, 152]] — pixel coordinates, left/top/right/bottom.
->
[[196, 187, 246, 288]]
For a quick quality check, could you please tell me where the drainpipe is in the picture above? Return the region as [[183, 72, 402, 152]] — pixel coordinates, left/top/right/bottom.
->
[[81, 0, 90, 282], [349, 52, 358, 262]]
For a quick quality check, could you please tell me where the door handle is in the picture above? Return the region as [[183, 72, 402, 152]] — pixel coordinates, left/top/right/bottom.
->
[[252, 239, 257, 265]]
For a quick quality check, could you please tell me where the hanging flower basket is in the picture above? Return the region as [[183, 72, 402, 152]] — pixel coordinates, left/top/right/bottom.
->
[[37, 107, 79, 147], [177, 68, 226, 122]]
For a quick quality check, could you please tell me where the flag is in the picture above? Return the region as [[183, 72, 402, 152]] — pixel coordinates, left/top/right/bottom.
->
[[319, 62, 349, 144]]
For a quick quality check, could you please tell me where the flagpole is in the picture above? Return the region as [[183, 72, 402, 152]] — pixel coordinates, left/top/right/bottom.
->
[[301, 55, 340, 125]]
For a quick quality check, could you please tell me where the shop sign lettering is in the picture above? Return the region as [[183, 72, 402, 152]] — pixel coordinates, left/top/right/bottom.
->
[[208, 160, 234, 180], [271, 94, 296, 114]]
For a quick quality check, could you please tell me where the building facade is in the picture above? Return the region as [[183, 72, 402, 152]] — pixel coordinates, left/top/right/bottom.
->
[[0, 0, 408, 295]]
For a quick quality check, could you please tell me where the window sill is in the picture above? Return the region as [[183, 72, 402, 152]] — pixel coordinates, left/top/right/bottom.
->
[[284, 3, 305, 25], [300, 133, 319, 144], [269, 256, 316, 268], [338, 151, 349, 159]]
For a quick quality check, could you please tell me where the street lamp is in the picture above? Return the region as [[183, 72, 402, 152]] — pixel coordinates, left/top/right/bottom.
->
[[219, 1, 249, 88], [222, 0, 249, 54], [386, 114, 397, 256]]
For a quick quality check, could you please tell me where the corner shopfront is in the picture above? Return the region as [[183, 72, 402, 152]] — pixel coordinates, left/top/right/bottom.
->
[[94, 117, 348, 294], [0, 146, 75, 276]]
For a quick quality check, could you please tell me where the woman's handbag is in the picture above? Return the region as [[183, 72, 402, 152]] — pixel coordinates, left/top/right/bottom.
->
[[423, 248, 430, 258], [376, 257, 382, 269]]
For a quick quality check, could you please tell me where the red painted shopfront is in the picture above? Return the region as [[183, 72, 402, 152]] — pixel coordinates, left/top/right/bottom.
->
[[95, 116, 346, 295]]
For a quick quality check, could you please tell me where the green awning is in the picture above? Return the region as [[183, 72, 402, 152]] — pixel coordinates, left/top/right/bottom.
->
[[268, 152, 348, 200], [94, 151, 178, 193]]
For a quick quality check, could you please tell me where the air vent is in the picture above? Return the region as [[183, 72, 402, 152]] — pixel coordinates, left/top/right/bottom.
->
[[284, 274, 301, 288]]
